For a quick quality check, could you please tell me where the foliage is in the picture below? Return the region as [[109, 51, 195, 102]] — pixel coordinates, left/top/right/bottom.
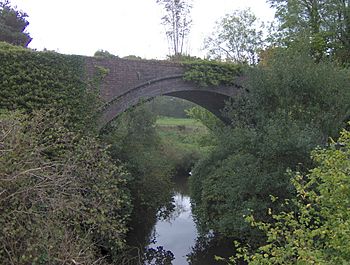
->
[[94, 49, 118, 58], [185, 106, 224, 132], [123, 54, 142, 60], [183, 59, 243, 87], [0, 42, 100, 132], [243, 48, 350, 138], [156, 116, 211, 174], [0, 111, 132, 265], [0, 0, 31, 46], [101, 104, 174, 219], [204, 8, 265, 64], [156, 0, 192, 56], [148, 96, 196, 118], [190, 48, 350, 244], [144, 246, 174, 265], [268, 0, 350, 64], [223, 127, 350, 264], [166, 53, 201, 62]]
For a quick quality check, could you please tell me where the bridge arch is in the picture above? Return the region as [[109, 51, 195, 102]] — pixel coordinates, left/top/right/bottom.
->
[[84, 57, 241, 129], [99, 74, 239, 128]]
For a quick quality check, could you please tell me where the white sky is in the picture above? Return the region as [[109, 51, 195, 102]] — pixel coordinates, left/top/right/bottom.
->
[[9, 0, 275, 59]]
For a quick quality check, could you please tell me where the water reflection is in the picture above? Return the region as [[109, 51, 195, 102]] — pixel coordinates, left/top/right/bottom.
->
[[187, 235, 240, 265], [148, 192, 197, 265], [127, 174, 236, 265]]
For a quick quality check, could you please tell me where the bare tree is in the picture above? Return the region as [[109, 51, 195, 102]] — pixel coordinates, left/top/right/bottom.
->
[[156, 0, 192, 56]]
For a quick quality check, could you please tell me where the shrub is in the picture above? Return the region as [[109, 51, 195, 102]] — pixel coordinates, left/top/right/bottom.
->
[[226, 127, 350, 264], [0, 111, 132, 264]]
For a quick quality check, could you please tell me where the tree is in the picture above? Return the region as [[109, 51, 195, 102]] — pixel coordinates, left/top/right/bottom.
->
[[204, 8, 265, 64], [0, 0, 31, 47], [189, 48, 350, 245], [94, 49, 118, 58], [268, 0, 350, 63], [323, 0, 350, 63], [227, 127, 350, 264], [156, 0, 192, 56]]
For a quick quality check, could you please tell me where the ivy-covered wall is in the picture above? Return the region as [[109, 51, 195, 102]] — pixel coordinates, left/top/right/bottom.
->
[[183, 59, 243, 87], [0, 42, 99, 131], [0, 42, 134, 264]]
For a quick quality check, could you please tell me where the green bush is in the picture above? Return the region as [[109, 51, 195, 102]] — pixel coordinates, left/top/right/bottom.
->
[[190, 49, 350, 244], [225, 127, 350, 264], [0, 111, 132, 264]]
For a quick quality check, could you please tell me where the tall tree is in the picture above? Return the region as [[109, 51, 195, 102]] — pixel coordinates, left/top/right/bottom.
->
[[156, 0, 192, 56], [204, 8, 265, 64], [268, 0, 350, 63], [325, 0, 350, 63], [0, 0, 31, 47]]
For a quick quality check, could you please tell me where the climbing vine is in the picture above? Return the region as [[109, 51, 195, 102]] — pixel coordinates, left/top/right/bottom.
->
[[0, 43, 133, 264], [92, 65, 110, 86], [183, 59, 243, 87], [0, 42, 99, 131]]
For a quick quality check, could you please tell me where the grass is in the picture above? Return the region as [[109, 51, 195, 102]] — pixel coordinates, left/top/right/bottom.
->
[[155, 116, 212, 174], [156, 116, 204, 128], [156, 116, 214, 158]]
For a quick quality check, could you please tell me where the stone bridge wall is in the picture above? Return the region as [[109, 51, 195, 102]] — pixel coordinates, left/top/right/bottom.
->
[[84, 57, 240, 127], [85, 57, 185, 101]]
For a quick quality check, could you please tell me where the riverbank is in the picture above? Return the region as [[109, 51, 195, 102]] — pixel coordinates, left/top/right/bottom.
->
[[156, 116, 213, 175]]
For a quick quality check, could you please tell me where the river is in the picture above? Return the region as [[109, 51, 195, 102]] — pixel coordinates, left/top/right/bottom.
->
[[140, 174, 235, 265], [148, 179, 196, 264]]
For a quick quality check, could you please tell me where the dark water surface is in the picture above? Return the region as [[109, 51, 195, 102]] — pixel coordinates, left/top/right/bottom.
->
[[146, 175, 234, 265], [148, 192, 197, 264], [127, 175, 235, 264]]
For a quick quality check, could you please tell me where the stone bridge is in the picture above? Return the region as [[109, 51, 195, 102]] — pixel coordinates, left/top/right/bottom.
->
[[84, 57, 241, 128]]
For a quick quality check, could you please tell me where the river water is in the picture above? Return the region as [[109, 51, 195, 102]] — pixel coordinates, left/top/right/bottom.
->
[[125, 174, 235, 264], [148, 192, 197, 264], [144, 175, 235, 265]]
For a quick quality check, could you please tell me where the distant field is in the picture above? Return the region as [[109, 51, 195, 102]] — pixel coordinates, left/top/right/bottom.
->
[[156, 116, 204, 128], [155, 116, 212, 156]]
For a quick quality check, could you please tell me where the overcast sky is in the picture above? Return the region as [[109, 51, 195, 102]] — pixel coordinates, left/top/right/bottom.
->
[[10, 0, 275, 59]]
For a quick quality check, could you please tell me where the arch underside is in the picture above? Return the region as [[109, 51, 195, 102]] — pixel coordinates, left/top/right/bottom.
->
[[165, 90, 230, 121], [100, 77, 239, 128]]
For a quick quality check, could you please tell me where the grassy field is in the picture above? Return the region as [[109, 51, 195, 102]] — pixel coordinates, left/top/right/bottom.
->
[[156, 115, 214, 157], [156, 116, 202, 126], [155, 116, 212, 174], [156, 116, 206, 131]]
